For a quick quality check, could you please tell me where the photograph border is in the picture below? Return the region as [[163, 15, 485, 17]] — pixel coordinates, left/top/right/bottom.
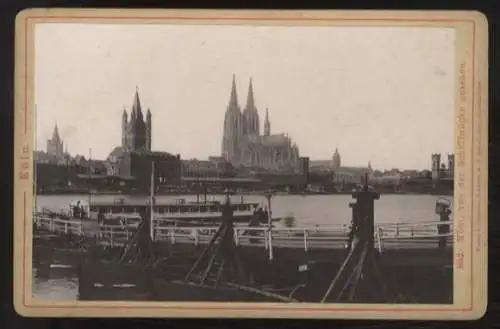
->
[[13, 8, 489, 320]]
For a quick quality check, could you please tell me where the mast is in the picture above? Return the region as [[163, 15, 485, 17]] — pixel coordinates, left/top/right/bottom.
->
[[34, 104, 37, 211], [150, 161, 156, 241], [88, 148, 92, 217]]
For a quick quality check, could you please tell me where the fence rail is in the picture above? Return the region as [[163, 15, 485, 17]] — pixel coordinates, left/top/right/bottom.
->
[[33, 215, 454, 257]]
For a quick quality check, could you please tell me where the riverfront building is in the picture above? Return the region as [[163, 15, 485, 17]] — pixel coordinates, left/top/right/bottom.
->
[[309, 148, 372, 184], [221, 75, 301, 172]]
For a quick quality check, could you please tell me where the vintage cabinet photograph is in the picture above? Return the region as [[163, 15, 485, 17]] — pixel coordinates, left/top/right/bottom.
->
[[13, 9, 488, 320]]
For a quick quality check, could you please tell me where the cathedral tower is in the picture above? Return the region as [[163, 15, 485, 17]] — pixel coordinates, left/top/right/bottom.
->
[[222, 74, 243, 162], [243, 78, 260, 137]]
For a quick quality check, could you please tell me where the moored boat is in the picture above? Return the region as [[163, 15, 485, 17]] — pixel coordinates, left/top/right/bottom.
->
[[35, 195, 285, 228]]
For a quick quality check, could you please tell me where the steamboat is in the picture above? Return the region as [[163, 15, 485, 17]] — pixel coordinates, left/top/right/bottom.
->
[[35, 193, 283, 229]]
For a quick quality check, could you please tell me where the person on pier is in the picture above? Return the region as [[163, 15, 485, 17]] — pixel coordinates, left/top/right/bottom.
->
[[72, 201, 81, 219], [247, 208, 262, 244]]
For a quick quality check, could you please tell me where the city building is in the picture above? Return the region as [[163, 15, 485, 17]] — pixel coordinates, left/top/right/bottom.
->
[[309, 148, 372, 184], [181, 157, 235, 179], [221, 75, 301, 172]]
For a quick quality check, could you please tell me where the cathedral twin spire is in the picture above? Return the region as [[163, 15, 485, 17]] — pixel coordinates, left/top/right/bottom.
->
[[226, 74, 269, 137]]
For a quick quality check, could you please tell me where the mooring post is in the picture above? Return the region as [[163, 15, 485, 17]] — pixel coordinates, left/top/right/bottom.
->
[[435, 198, 451, 249], [352, 174, 380, 247], [322, 173, 382, 303], [348, 202, 359, 249]]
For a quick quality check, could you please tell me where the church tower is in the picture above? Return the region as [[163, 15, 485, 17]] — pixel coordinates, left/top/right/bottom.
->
[[47, 123, 64, 160], [122, 87, 149, 152], [222, 74, 243, 162], [332, 148, 341, 171], [264, 107, 271, 136], [243, 78, 260, 137]]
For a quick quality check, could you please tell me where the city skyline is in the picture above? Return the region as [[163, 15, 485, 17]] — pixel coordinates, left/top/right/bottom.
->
[[35, 23, 455, 170]]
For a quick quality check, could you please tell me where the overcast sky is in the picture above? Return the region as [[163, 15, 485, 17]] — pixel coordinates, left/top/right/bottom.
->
[[34, 23, 455, 170]]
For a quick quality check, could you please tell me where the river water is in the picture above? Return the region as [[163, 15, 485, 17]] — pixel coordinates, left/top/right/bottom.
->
[[32, 193, 452, 301]]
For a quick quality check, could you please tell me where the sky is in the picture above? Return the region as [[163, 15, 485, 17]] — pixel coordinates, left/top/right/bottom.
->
[[34, 23, 455, 170]]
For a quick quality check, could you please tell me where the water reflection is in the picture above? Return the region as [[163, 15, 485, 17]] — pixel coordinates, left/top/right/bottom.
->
[[32, 270, 78, 301]]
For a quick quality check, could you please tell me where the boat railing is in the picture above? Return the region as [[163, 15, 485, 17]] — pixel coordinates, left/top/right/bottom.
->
[[33, 215, 84, 236]]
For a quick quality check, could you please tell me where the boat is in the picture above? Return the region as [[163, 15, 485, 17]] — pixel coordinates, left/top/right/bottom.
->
[[34, 195, 284, 228]]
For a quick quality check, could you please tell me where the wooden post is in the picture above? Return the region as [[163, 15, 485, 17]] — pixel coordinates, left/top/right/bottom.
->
[[351, 174, 380, 246], [304, 229, 309, 252], [265, 191, 273, 229], [268, 229, 274, 261], [234, 230, 239, 246], [194, 229, 199, 246], [170, 228, 175, 244], [150, 162, 156, 241]]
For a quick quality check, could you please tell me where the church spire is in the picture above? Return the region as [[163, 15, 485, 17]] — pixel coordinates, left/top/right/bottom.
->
[[228, 73, 239, 109], [246, 77, 255, 111], [52, 122, 60, 140], [131, 85, 143, 121]]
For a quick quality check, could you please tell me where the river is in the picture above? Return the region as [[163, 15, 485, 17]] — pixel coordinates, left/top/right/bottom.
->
[[32, 193, 452, 301]]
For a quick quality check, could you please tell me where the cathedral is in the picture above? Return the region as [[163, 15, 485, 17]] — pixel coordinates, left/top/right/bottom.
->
[[221, 75, 300, 172], [121, 87, 152, 152]]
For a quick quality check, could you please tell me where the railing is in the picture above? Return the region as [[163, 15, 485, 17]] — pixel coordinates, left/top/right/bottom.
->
[[33, 214, 454, 256], [376, 220, 453, 239], [152, 220, 454, 259], [96, 224, 134, 247], [33, 215, 84, 236]]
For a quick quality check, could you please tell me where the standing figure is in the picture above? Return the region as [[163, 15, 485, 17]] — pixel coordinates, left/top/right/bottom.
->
[[248, 208, 261, 244]]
